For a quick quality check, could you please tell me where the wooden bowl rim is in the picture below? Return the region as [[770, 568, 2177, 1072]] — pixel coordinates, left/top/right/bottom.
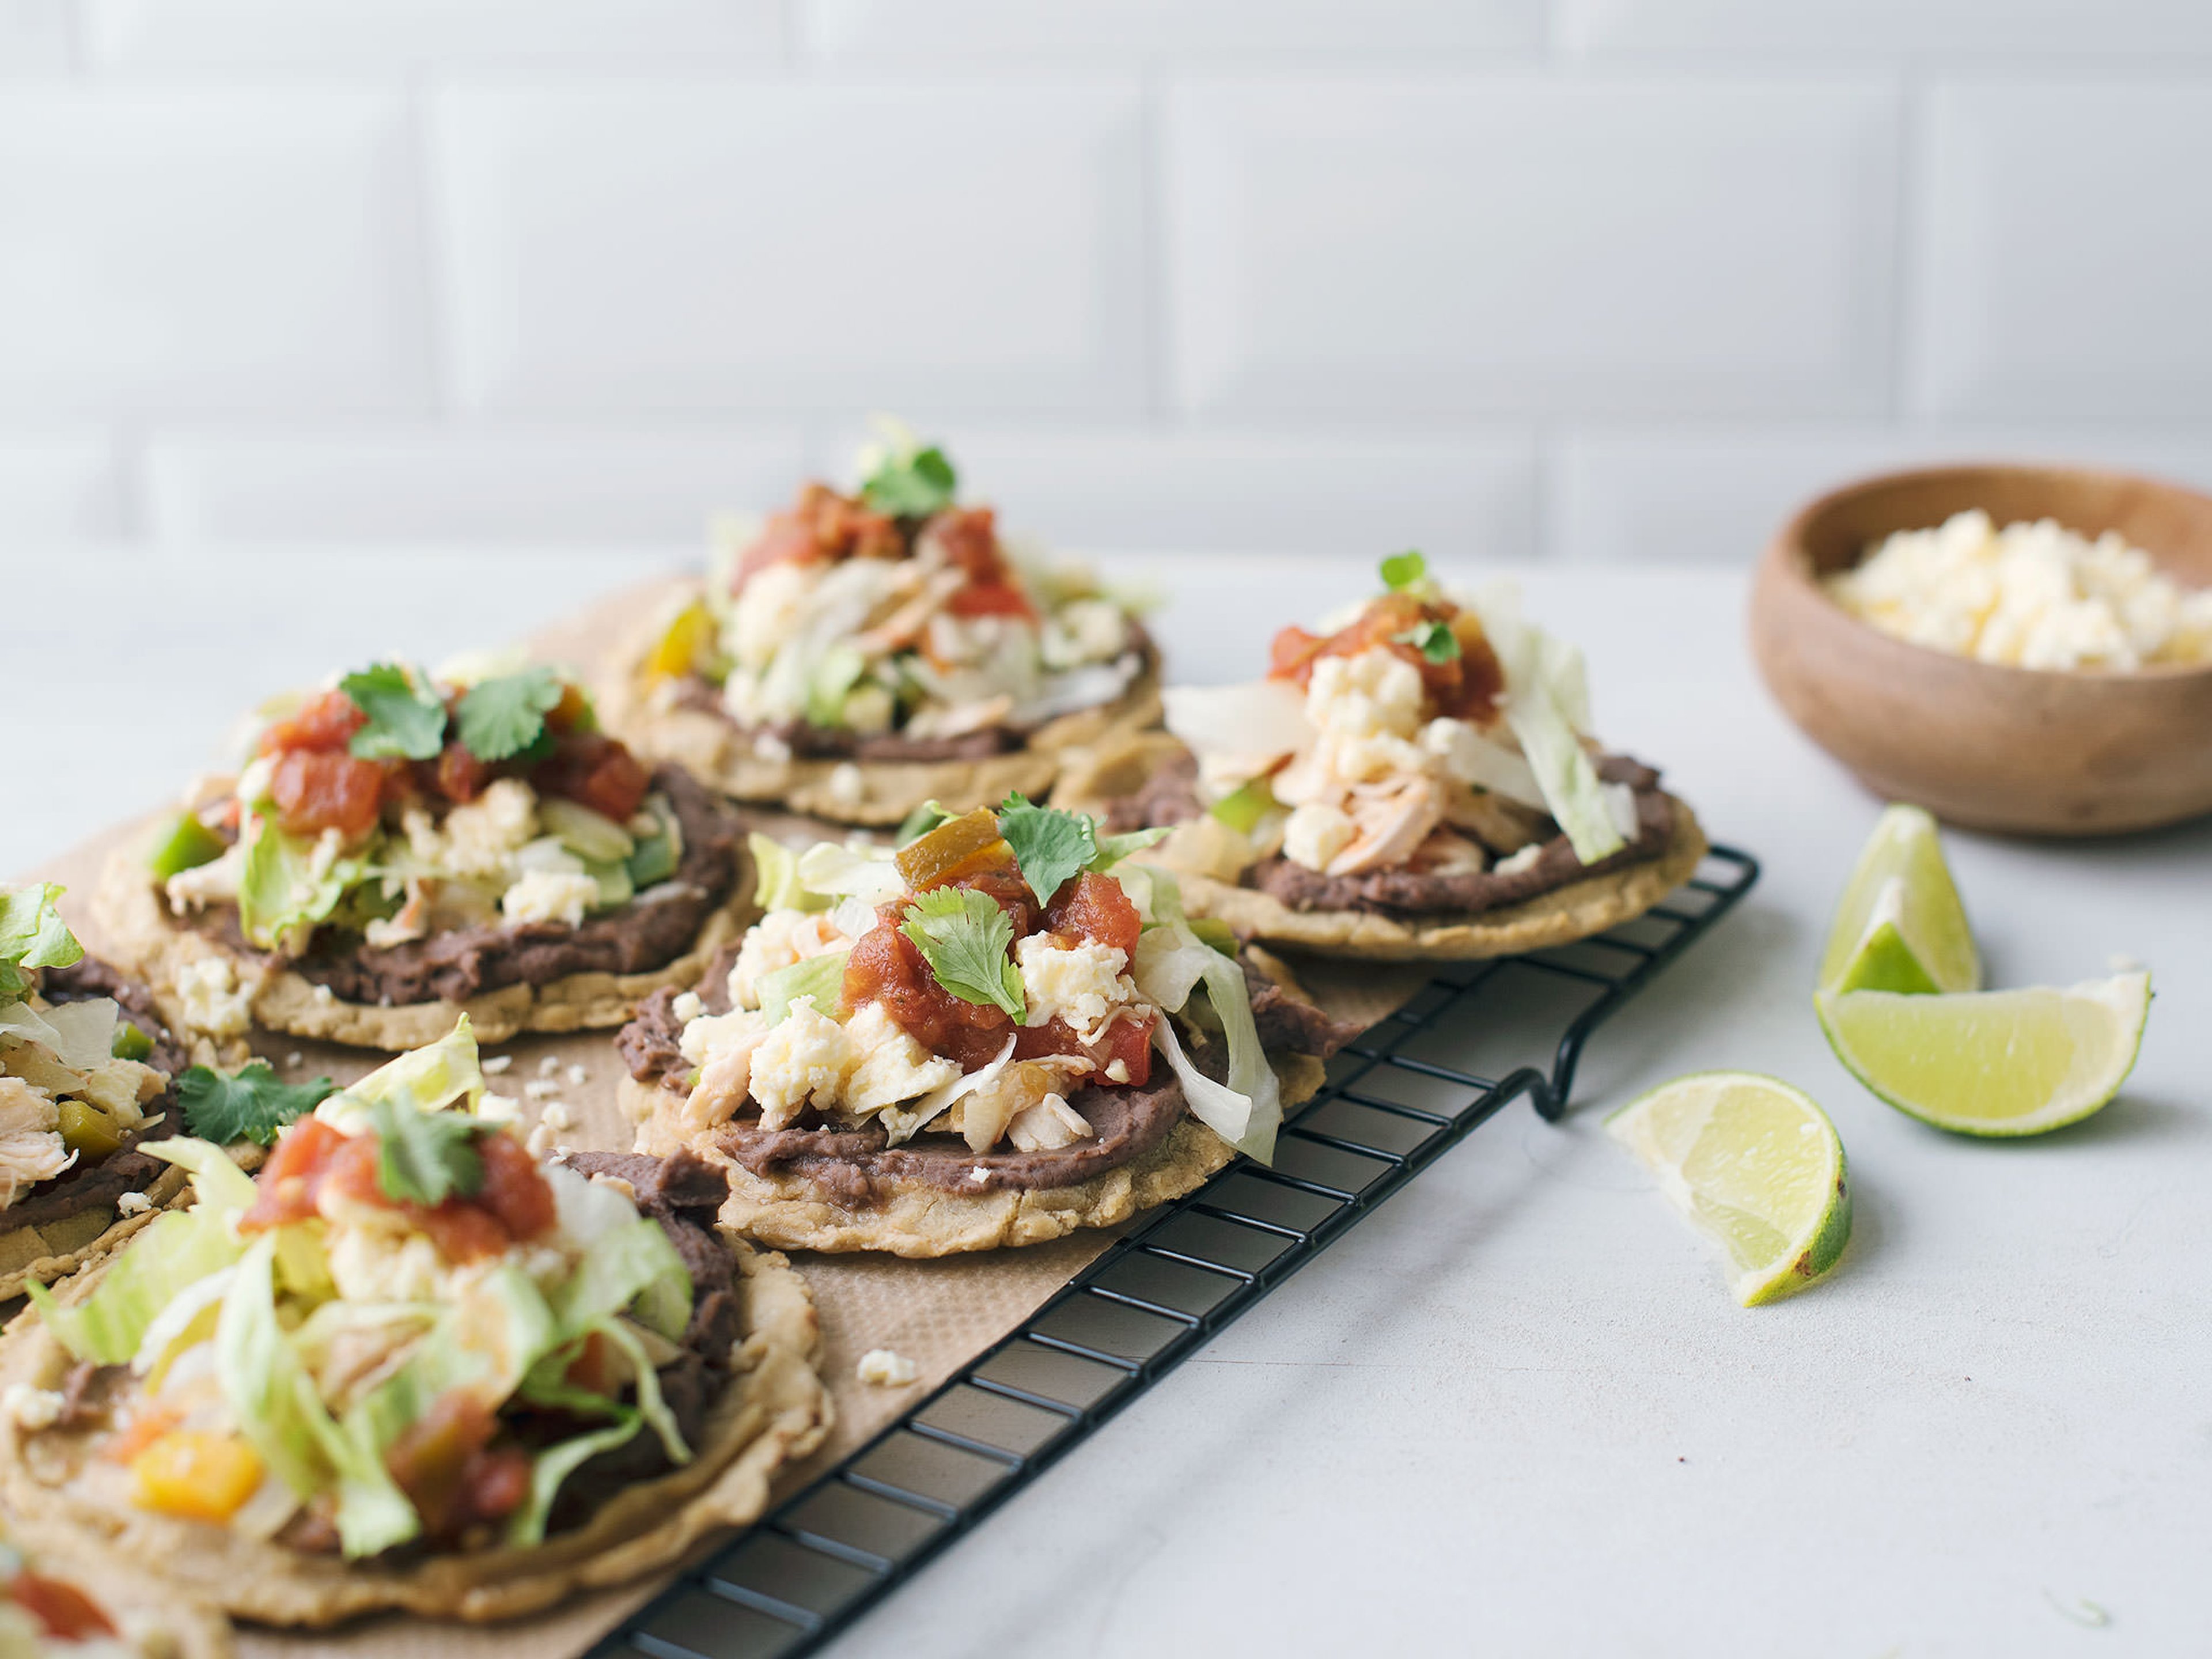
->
[[1768, 459, 2212, 687]]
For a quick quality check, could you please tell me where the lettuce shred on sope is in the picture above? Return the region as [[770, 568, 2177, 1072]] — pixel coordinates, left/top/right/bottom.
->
[[27, 1016, 703, 1559]]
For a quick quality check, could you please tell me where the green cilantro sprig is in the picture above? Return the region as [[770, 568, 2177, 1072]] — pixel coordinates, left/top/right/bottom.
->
[[1395, 620, 1461, 664], [370, 1095, 486, 1207], [996, 792, 1169, 907], [901, 888, 1024, 1020], [860, 443, 959, 519], [1379, 550, 1428, 592], [179, 1060, 338, 1147], [341, 663, 449, 762], [0, 884, 82, 1003], [456, 665, 567, 763]]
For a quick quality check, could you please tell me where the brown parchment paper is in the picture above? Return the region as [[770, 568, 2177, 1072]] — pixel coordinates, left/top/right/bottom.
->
[[14, 579, 1433, 1659]]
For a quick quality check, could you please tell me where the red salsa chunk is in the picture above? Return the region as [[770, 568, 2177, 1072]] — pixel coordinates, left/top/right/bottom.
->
[[243, 1116, 556, 1266], [1268, 592, 1504, 724]]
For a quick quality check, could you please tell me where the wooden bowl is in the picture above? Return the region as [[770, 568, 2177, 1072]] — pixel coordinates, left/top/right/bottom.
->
[[1749, 462, 2212, 836]]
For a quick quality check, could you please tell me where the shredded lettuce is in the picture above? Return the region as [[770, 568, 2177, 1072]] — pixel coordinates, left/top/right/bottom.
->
[[236, 818, 366, 953], [757, 951, 850, 1027], [316, 1016, 483, 1132], [1160, 679, 1312, 774], [1127, 870, 1280, 1163], [215, 1234, 419, 1558], [141, 1133, 262, 1216], [747, 832, 821, 914], [795, 843, 904, 907], [507, 1411, 644, 1548], [588, 1316, 690, 1463], [550, 1191, 692, 1344], [1465, 585, 1625, 866], [30, 1204, 243, 1365], [0, 883, 82, 1001]]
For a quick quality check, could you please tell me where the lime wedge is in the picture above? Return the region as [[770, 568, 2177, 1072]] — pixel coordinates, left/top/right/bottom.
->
[[1817, 972, 2151, 1137], [1607, 1072, 1851, 1306], [1819, 805, 1979, 996]]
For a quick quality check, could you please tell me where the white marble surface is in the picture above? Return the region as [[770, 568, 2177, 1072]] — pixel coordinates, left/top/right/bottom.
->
[[10, 549, 2210, 1656]]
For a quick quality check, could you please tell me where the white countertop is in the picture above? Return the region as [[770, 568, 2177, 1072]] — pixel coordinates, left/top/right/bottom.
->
[[12, 550, 2210, 1657]]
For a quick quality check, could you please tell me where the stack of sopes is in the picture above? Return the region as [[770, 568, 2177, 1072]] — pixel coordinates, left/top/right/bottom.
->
[[0, 430, 1710, 1650]]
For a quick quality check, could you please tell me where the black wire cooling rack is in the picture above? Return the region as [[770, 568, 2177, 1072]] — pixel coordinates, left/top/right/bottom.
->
[[596, 844, 1760, 1659]]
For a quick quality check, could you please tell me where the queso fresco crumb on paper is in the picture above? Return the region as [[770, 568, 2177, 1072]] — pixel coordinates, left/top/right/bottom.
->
[[1826, 509, 2212, 671]]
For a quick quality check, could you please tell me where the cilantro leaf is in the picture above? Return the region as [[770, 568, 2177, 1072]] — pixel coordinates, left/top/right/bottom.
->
[[1379, 550, 1427, 592], [0, 884, 83, 1002], [901, 888, 1024, 1021], [370, 1094, 485, 1207], [179, 1060, 338, 1147], [860, 444, 959, 519], [1395, 620, 1461, 664], [995, 791, 1096, 907], [341, 662, 449, 761], [456, 665, 566, 763]]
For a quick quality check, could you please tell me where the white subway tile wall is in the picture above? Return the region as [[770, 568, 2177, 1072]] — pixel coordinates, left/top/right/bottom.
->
[[0, 4, 2208, 567]]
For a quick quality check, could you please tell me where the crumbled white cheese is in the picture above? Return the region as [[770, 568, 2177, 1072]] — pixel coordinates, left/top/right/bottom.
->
[[1828, 509, 2212, 671], [116, 1191, 154, 1218], [441, 777, 540, 877], [1016, 935, 1135, 1046], [855, 1349, 919, 1388], [1104, 1058, 1130, 1084], [175, 955, 252, 1037], [162, 838, 247, 914], [479, 1092, 522, 1123], [524, 1080, 562, 1100], [524, 1120, 560, 1158], [827, 762, 865, 809], [969, 1166, 989, 1185], [1041, 598, 1130, 669], [1006, 1092, 1094, 1153], [747, 997, 854, 1129], [539, 1054, 562, 1077], [1308, 648, 1425, 741], [284, 1051, 304, 1069], [2, 1384, 65, 1430], [1494, 843, 1544, 877], [502, 868, 599, 929], [540, 1102, 573, 1132], [482, 1054, 513, 1075], [840, 1003, 960, 1114], [671, 991, 706, 1024], [312, 984, 336, 1005], [1282, 801, 1357, 871], [566, 1063, 588, 1088], [589, 1172, 637, 1202]]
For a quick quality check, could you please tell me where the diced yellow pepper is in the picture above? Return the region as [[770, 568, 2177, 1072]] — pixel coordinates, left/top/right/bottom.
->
[[130, 1431, 263, 1522], [55, 1100, 124, 1161], [895, 808, 1010, 891], [642, 596, 715, 681]]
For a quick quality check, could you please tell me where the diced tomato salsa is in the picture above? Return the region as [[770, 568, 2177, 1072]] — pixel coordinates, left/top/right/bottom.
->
[[254, 679, 650, 840], [241, 1116, 556, 1265], [1267, 591, 1505, 724], [735, 482, 904, 588], [382, 1390, 530, 1540], [6, 1571, 116, 1642]]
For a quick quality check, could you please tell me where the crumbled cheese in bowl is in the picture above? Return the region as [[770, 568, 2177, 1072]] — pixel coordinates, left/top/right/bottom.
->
[[1827, 509, 2212, 671]]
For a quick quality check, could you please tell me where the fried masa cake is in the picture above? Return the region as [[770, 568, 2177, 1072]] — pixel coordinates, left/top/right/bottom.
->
[[0, 1021, 828, 1627], [99, 661, 752, 1052], [0, 885, 217, 1302], [1053, 552, 1707, 960], [613, 801, 1363, 1257]]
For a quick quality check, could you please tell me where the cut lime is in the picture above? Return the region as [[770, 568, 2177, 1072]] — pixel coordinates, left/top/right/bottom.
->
[[1819, 805, 1979, 997], [1607, 1072, 1851, 1306], [1816, 972, 2150, 1137]]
